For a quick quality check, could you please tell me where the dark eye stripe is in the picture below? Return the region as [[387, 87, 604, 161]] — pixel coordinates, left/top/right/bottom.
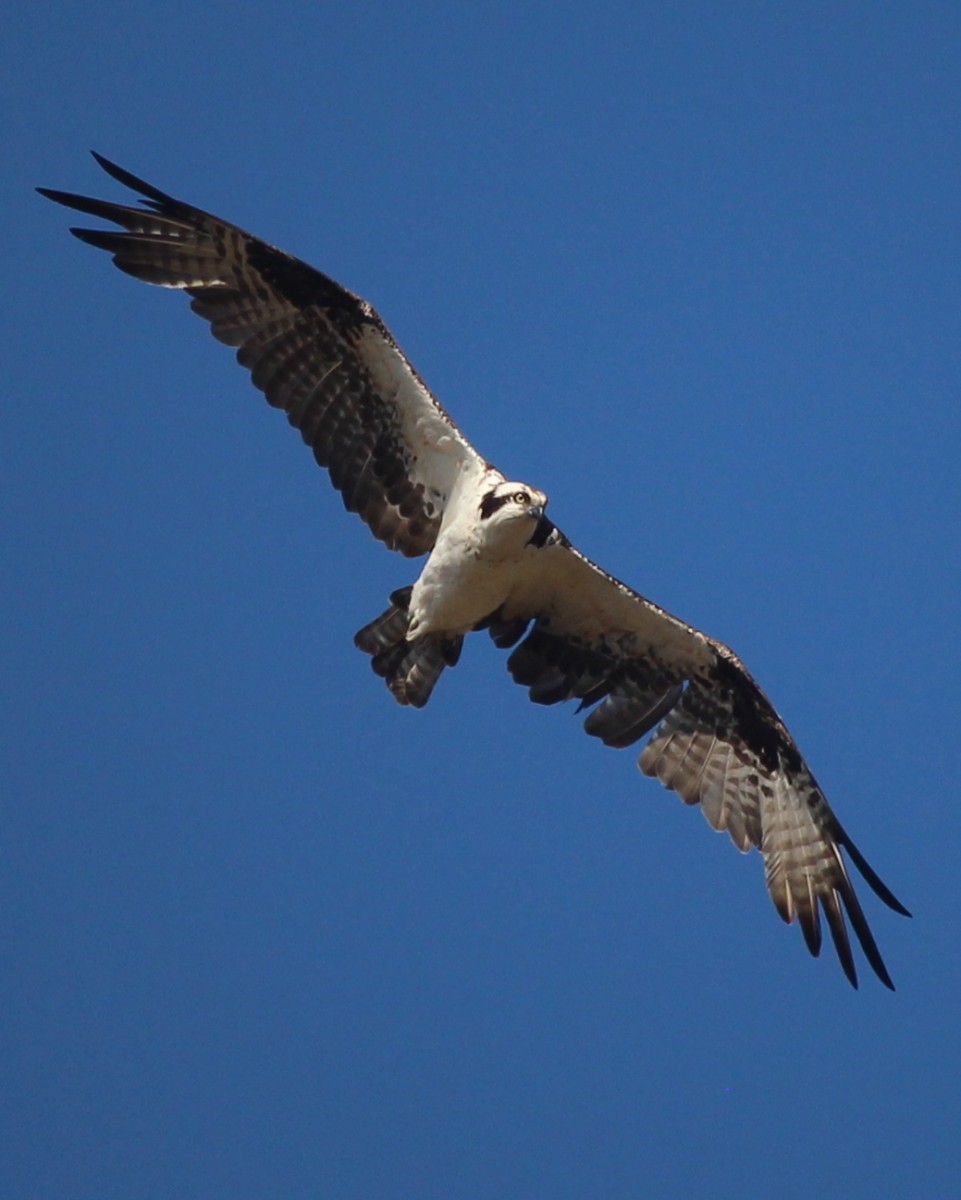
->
[[479, 490, 513, 519]]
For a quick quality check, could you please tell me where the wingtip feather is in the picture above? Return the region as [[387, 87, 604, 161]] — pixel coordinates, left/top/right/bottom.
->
[[839, 880, 897, 990], [822, 891, 859, 989], [89, 151, 176, 205], [839, 829, 911, 918]]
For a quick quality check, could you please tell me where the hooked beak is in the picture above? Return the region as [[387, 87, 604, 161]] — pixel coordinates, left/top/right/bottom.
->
[[527, 505, 555, 548]]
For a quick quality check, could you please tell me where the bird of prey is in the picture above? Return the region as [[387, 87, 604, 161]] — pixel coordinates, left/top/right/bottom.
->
[[39, 154, 909, 988]]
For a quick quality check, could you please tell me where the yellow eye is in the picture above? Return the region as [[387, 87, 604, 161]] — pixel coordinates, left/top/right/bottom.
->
[[514, 491, 530, 505]]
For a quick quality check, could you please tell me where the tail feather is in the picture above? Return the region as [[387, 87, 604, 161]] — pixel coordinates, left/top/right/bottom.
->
[[354, 587, 462, 708], [354, 588, 412, 656]]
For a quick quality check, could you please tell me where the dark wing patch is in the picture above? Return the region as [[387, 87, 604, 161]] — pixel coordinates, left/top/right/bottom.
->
[[39, 154, 485, 557], [497, 537, 909, 988]]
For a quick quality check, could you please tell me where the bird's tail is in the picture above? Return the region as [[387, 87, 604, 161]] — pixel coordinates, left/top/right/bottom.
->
[[354, 586, 463, 708]]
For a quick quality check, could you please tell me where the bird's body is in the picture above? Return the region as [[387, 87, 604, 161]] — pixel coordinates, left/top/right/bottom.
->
[[39, 154, 909, 987], [406, 477, 545, 640]]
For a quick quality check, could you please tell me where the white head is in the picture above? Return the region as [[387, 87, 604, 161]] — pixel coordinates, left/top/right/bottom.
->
[[477, 480, 554, 549]]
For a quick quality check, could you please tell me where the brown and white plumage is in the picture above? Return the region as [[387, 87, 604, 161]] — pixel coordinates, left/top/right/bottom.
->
[[39, 154, 909, 988], [41, 153, 487, 559]]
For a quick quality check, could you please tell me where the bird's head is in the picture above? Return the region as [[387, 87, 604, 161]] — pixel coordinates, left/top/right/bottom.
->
[[478, 481, 554, 548]]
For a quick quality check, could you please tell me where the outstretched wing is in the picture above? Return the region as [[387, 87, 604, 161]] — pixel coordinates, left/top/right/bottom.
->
[[494, 533, 909, 988], [39, 154, 489, 557]]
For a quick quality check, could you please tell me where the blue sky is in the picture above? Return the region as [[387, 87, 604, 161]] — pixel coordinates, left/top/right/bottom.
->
[[5, 4, 960, 1197]]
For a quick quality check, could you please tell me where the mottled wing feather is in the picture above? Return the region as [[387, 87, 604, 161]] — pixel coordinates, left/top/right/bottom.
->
[[38, 154, 487, 557], [500, 534, 908, 987]]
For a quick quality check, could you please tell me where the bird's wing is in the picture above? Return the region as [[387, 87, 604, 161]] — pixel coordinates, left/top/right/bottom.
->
[[491, 532, 909, 988], [39, 154, 490, 557]]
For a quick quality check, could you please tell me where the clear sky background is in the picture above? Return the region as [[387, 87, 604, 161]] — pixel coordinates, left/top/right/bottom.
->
[[4, 4, 960, 1198]]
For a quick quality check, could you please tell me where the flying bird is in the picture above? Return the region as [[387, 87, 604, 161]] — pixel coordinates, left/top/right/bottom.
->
[[39, 154, 909, 988]]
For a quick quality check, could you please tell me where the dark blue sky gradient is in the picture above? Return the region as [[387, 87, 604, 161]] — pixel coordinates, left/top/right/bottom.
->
[[5, 5, 960, 1197]]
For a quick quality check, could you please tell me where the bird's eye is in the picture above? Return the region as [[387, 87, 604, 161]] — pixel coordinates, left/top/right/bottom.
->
[[514, 491, 530, 505]]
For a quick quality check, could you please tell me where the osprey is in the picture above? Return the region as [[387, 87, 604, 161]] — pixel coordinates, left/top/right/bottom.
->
[[40, 154, 909, 988]]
